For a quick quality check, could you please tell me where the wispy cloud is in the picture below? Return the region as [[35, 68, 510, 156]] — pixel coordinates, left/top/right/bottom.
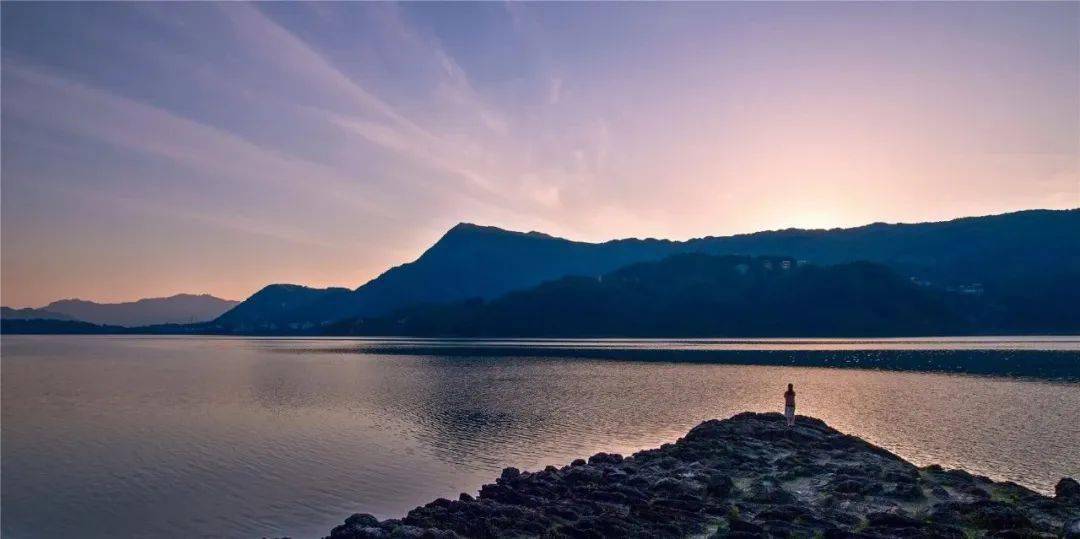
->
[[212, 3, 602, 228], [218, 3, 417, 132], [2, 58, 391, 222], [2, 1, 1075, 305]]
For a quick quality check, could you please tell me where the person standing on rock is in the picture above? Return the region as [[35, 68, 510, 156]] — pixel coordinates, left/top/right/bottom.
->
[[784, 383, 796, 426]]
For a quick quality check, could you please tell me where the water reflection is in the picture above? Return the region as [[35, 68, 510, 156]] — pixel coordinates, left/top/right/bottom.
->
[[281, 337, 1080, 380], [2, 336, 1078, 539]]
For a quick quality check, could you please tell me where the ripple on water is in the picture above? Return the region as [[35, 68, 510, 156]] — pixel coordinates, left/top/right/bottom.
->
[[1, 336, 1078, 539]]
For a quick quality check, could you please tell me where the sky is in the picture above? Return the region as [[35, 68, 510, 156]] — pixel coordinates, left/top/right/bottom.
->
[[2, 2, 1077, 307]]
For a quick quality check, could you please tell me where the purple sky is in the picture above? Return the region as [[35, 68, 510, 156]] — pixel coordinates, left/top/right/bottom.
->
[[2, 2, 1077, 307]]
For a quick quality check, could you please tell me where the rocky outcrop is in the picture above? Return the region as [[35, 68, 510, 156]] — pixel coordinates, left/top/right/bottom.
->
[[326, 413, 1079, 538]]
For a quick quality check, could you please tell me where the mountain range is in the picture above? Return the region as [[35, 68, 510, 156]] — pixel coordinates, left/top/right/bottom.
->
[[330, 254, 967, 337], [3, 209, 1078, 336], [207, 208, 1079, 333], [1, 294, 239, 327]]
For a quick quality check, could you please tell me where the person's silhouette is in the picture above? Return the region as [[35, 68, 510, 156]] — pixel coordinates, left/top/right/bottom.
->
[[784, 383, 796, 427]]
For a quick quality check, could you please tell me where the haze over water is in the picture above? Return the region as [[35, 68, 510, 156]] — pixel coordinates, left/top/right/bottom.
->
[[2, 336, 1077, 538]]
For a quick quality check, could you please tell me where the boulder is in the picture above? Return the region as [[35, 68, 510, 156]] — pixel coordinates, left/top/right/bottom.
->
[[961, 501, 1034, 530], [328, 514, 387, 539], [1062, 517, 1080, 538], [498, 467, 520, 482], [706, 474, 735, 497], [1056, 477, 1080, 502], [322, 413, 1071, 539], [588, 452, 623, 465]]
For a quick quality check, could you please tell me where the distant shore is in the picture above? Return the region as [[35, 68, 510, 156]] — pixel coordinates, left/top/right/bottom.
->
[[323, 412, 1080, 538], [7, 330, 1076, 381], [7, 317, 1080, 339]]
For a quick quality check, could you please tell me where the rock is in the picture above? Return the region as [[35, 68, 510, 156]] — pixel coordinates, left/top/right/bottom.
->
[[323, 413, 1070, 539], [745, 480, 795, 503], [727, 517, 764, 533], [588, 452, 623, 465], [657, 456, 681, 470], [565, 465, 603, 483], [652, 476, 698, 495], [477, 483, 529, 505], [988, 532, 1054, 539], [426, 498, 453, 509], [959, 483, 991, 500], [829, 477, 879, 496], [389, 525, 454, 538], [706, 473, 734, 497], [883, 470, 918, 483], [328, 513, 387, 539], [888, 482, 924, 500], [344, 514, 381, 528], [1056, 477, 1080, 502], [866, 511, 922, 528], [755, 504, 812, 521], [945, 469, 976, 484], [499, 467, 520, 482], [346, 529, 388, 539], [761, 519, 811, 536], [960, 501, 1034, 530], [1063, 517, 1080, 538]]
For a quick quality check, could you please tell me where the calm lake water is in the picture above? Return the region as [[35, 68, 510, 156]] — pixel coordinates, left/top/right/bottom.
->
[[2, 336, 1078, 538]]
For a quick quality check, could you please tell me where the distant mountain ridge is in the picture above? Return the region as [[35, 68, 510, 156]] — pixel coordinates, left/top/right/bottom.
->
[[5, 209, 1076, 335], [10, 250, 1066, 336], [209, 208, 1080, 332], [2, 294, 240, 327]]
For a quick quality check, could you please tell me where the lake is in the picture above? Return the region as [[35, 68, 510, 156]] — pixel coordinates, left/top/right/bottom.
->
[[2, 336, 1078, 538]]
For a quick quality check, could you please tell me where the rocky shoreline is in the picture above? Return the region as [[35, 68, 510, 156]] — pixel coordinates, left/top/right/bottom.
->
[[325, 412, 1080, 538]]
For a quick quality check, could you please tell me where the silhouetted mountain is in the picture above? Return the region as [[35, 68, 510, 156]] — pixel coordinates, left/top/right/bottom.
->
[[213, 209, 1079, 332], [40, 294, 239, 327], [1, 306, 77, 321], [211, 285, 352, 332], [690, 209, 1080, 291], [329, 255, 967, 337], [6, 248, 1076, 337], [210, 223, 681, 332], [349, 223, 685, 312]]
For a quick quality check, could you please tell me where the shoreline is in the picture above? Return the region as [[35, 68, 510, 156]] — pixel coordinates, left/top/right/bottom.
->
[[324, 412, 1080, 538], [5, 334, 1079, 381]]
